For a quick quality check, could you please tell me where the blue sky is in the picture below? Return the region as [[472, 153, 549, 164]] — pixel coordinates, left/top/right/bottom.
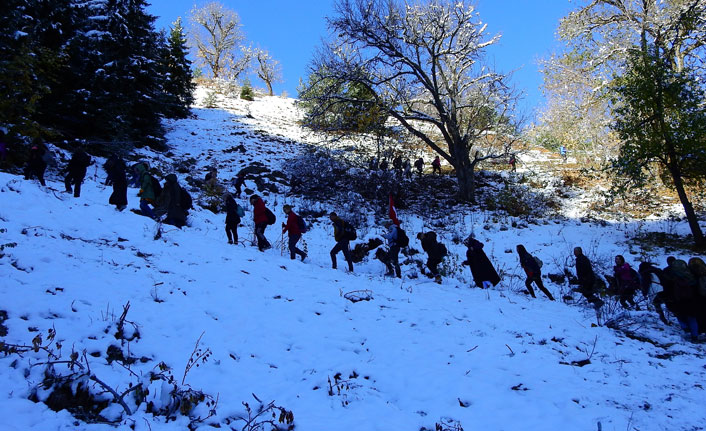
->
[[147, 0, 575, 121]]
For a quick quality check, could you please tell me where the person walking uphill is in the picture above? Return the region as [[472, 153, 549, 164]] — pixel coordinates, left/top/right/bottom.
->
[[250, 194, 272, 251], [24, 140, 48, 186], [64, 148, 91, 197], [137, 164, 160, 219], [233, 172, 246, 198], [414, 157, 424, 176], [613, 254, 639, 309], [431, 156, 441, 175], [573, 247, 603, 308], [282, 205, 307, 261], [418, 231, 446, 284], [382, 221, 402, 278], [154, 174, 187, 228], [462, 236, 500, 289], [516, 244, 554, 300], [329, 212, 354, 272], [104, 155, 128, 210], [224, 193, 244, 244]]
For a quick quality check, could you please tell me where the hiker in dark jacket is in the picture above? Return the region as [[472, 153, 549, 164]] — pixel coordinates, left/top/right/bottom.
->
[[392, 156, 403, 179], [64, 148, 91, 197], [462, 236, 500, 289], [329, 212, 354, 272], [282, 205, 307, 261], [689, 257, 706, 298], [414, 157, 424, 176], [418, 231, 445, 283], [104, 155, 128, 210], [382, 221, 402, 278], [103, 155, 118, 186], [664, 257, 701, 339], [573, 247, 603, 308], [24, 141, 48, 186], [233, 172, 246, 198], [250, 194, 271, 251], [224, 193, 242, 244], [516, 244, 554, 300], [155, 174, 187, 228], [0, 131, 8, 163]]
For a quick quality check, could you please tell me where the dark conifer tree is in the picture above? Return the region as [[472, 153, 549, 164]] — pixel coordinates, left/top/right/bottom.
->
[[100, 0, 166, 147], [0, 0, 64, 140], [31, 0, 81, 136], [160, 18, 195, 119], [2, 0, 193, 151]]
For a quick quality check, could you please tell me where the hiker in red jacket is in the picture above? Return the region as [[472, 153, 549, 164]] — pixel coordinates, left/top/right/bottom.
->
[[250, 194, 271, 251], [282, 205, 307, 261], [431, 156, 441, 175]]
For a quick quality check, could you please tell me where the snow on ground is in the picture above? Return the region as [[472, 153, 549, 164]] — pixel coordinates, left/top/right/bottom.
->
[[1, 91, 705, 431]]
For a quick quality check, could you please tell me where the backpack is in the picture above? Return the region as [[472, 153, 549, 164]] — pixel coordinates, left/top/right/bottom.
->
[[436, 242, 448, 257], [235, 204, 245, 218], [42, 149, 55, 166], [297, 215, 308, 233], [180, 188, 193, 210], [265, 207, 276, 225], [343, 221, 357, 241], [670, 261, 695, 300], [396, 227, 409, 247], [150, 176, 162, 198], [533, 256, 543, 269], [78, 151, 91, 168]]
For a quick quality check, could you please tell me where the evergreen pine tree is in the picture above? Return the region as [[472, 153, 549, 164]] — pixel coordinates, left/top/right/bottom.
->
[[0, 0, 65, 140], [100, 0, 166, 148], [31, 0, 80, 138], [161, 17, 195, 119]]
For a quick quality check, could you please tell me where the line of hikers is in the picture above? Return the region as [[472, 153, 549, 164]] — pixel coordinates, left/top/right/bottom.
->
[[570, 247, 706, 342], [22, 141, 193, 229], [21, 144, 705, 341], [368, 155, 442, 178]]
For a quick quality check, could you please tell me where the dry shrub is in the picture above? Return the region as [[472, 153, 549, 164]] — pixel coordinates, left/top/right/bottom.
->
[[483, 185, 552, 218]]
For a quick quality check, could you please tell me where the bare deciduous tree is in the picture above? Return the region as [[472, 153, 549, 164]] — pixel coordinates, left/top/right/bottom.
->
[[303, 0, 519, 202], [253, 48, 282, 96], [189, 2, 247, 79]]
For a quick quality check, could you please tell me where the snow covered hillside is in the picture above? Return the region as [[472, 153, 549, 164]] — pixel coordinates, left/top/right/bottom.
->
[[1, 90, 705, 431]]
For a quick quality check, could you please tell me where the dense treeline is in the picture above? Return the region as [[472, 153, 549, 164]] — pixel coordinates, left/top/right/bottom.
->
[[0, 0, 194, 151]]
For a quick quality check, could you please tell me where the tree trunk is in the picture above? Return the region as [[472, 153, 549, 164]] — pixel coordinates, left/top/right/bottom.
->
[[669, 164, 705, 247], [265, 81, 273, 96], [453, 154, 475, 202]]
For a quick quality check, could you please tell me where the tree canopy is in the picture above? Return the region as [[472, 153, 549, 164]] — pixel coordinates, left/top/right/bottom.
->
[[302, 0, 518, 201], [611, 46, 706, 246], [538, 0, 706, 162]]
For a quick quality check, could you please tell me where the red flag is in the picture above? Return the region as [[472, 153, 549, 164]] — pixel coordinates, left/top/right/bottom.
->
[[388, 193, 401, 226]]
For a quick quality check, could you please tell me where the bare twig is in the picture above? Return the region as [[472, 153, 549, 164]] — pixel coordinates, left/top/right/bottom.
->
[[182, 332, 211, 385], [505, 344, 515, 356], [89, 373, 133, 415]]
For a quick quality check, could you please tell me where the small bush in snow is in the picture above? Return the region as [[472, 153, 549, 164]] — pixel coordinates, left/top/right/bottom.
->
[[240, 80, 255, 101], [204, 90, 219, 108]]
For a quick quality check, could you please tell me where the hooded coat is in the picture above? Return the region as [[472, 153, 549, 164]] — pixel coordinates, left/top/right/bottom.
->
[[106, 157, 128, 207], [155, 174, 186, 227], [464, 238, 501, 287]]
